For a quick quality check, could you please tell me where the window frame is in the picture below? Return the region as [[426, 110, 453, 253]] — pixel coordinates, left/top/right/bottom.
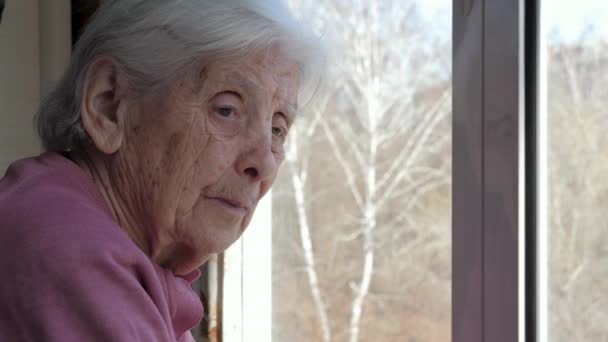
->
[[453, 0, 526, 341], [222, 193, 273, 341]]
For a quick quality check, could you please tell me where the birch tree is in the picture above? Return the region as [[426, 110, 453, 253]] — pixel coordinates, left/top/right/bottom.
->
[[272, 0, 452, 341], [322, 4, 450, 342]]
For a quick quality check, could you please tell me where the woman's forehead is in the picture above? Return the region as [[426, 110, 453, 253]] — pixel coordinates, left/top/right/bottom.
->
[[208, 50, 298, 81], [201, 54, 299, 104]]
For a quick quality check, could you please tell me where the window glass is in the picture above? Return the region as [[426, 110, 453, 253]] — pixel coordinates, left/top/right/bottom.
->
[[543, 1, 608, 340], [272, 1, 452, 340]]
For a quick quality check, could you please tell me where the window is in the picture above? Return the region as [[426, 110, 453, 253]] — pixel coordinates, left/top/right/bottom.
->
[[200, 1, 608, 342], [271, 1, 452, 341], [540, 1, 608, 341], [223, 0, 453, 341]]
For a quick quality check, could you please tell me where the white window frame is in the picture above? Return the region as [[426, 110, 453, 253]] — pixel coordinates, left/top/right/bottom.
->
[[223, 192, 273, 342]]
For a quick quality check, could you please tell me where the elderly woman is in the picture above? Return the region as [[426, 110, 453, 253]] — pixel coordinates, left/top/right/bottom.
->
[[0, 0, 321, 341]]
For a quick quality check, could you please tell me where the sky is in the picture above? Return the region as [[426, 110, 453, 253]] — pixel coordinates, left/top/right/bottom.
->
[[542, 0, 608, 42], [417, 0, 608, 43]]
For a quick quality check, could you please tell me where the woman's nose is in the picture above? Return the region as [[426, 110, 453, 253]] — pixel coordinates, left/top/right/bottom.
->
[[236, 128, 277, 182]]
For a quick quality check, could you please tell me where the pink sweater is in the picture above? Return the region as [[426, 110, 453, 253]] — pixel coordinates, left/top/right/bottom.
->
[[0, 153, 204, 341]]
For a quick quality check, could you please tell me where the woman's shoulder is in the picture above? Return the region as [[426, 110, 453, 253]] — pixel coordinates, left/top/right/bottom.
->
[[1, 152, 113, 225], [0, 168, 175, 341], [1, 152, 110, 213], [0, 152, 148, 269]]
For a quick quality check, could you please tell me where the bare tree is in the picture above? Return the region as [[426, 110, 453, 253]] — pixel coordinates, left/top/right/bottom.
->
[[285, 104, 333, 342], [272, 0, 452, 341], [547, 38, 608, 342]]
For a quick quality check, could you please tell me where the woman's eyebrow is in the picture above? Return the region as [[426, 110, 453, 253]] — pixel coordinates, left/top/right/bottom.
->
[[231, 75, 257, 94]]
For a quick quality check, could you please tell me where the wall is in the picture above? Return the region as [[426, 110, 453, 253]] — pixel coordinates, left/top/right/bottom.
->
[[0, 0, 70, 174]]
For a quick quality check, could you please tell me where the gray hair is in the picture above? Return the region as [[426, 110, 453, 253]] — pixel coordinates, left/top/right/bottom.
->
[[36, 0, 324, 152]]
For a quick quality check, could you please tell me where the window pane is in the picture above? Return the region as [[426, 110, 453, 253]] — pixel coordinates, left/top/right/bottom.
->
[[272, 1, 452, 341], [543, 2, 608, 341]]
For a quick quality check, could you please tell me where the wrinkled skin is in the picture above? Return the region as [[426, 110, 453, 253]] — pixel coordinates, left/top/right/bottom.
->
[[79, 49, 299, 275]]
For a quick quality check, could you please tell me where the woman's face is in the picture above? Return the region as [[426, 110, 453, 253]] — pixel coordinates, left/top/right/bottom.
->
[[113, 49, 299, 270]]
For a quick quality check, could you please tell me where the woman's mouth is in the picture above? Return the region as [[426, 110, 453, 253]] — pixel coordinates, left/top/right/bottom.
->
[[208, 196, 247, 215]]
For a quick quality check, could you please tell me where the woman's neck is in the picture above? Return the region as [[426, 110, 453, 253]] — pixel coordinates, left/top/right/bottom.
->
[[70, 150, 152, 257]]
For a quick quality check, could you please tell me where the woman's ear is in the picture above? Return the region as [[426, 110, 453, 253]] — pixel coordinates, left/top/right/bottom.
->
[[80, 56, 129, 154]]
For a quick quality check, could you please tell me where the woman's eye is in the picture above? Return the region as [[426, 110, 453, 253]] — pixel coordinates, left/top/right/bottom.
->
[[216, 107, 236, 118], [272, 126, 286, 138]]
